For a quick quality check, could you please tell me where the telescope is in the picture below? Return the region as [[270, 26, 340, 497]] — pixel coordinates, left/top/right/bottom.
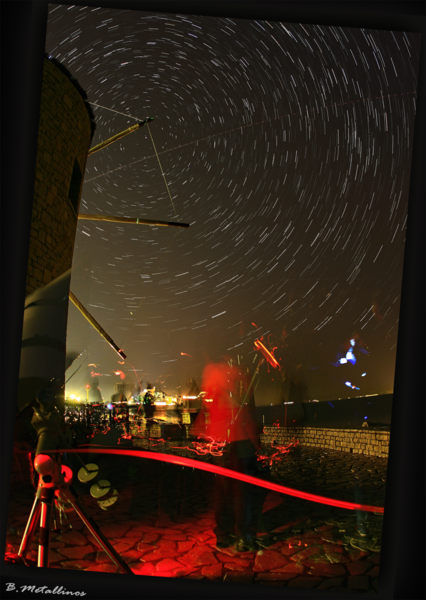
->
[[13, 382, 133, 573], [87, 117, 154, 156]]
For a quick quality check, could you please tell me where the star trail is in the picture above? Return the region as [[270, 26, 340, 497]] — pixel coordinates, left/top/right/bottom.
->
[[45, 5, 421, 402]]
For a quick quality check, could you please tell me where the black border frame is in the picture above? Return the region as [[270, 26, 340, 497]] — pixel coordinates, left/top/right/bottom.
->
[[1, 2, 424, 599]]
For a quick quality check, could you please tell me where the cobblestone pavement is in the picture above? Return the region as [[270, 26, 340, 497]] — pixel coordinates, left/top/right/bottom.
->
[[5, 439, 386, 593]]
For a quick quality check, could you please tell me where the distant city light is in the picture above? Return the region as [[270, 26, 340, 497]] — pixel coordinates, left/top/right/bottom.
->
[[345, 381, 360, 390], [346, 351, 356, 364]]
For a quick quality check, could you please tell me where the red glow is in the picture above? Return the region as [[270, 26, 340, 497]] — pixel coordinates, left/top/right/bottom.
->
[[254, 339, 280, 369], [191, 363, 259, 446], [113, 370, 126, 380], [53, 447, 384, 514]]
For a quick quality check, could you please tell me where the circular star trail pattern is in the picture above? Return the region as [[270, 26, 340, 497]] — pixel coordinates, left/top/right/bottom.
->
[[45, 5, 421, 400]]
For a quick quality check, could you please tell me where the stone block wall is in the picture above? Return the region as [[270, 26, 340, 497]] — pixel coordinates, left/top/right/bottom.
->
[[261, 426, 390, 458], [26, 57, 93, 296], [132, 423, 390, 458]]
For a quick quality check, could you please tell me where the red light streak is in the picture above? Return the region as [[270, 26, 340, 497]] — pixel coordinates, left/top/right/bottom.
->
[[171, 435, 226, 457], [87, 425, 111, 439], [257, 440, 300, 467], [117, 360, 142, 388], [130, 418, 144, 434], [139, 437, 169, 447], [112, 370, 126, 380], [51, 447, 384, 514], [170, 445, 207, 456], [180, 352, 194, 359], [268, 334, 276, 347], [254, 339, 280, 369]]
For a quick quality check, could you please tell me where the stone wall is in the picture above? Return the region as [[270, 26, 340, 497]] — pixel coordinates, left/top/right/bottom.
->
[[261, 426, 390, 458], [132, 422, 390, 458], [26, 57, 93, 296]]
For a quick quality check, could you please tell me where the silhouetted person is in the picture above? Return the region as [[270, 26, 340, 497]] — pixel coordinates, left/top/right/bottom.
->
[[187, 377, 200, 396], [88, 378, 103, 404], [111, 391, 127, 403], [141, 384, 156, 436], [191, 363, 261, 552]]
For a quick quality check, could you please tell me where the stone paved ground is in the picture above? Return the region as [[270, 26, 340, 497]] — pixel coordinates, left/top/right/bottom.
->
[[5, 438, 386, 593]]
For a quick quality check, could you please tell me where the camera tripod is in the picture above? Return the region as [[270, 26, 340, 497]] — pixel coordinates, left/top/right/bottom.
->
[[17, 452, 133, 574]]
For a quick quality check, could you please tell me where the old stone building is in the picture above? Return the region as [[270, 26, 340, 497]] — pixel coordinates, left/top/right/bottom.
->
[[11, 57, 96, 487], [26, 55, 95, 296]]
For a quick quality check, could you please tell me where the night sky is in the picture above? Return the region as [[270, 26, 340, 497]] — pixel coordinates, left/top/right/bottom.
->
[[44, 4, 421, 403]]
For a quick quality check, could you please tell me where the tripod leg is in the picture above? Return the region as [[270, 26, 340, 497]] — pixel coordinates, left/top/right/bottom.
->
[[63, 487, 133, 575], [18, 495, 42, 558], [38, 487, 55, 568]]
